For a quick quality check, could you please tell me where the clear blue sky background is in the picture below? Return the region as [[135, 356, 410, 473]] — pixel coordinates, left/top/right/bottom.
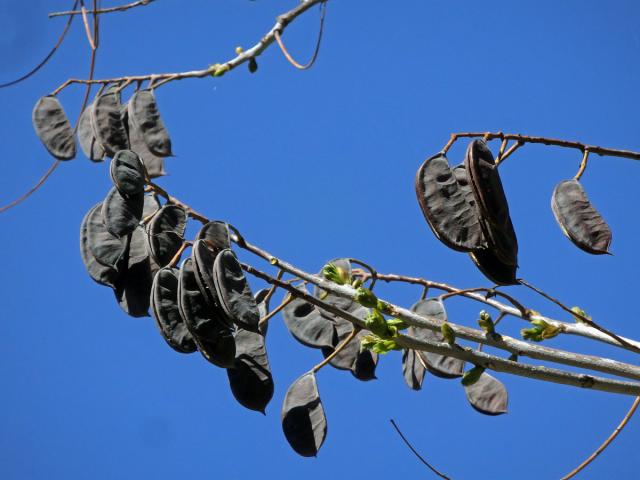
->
[[1, 1, 640, 478]]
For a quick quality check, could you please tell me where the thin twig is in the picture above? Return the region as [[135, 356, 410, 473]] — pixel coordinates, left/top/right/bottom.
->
[[390, 419, 451, 479], [258, 295, 293, 330], [274, 1, 326, 70], [79, 1, 96, 50], [49, 0, 155, 17], [0, 160, 60, 214], [574, 149, 590, 181], [311, 327, 359, 373], [561, 396, 640, 480]]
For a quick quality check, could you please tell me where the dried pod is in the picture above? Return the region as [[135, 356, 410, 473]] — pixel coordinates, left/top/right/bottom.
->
[[109, 150, 146, 196], [255, 288, 271, 336], [227, 328, 274, 413], [32, 95, 76, 160], [196, 221, 231, 254], [148, 205, 187, 266], [415, 153, 485, 251], [126, 104, 166, 178], [282, 372, 327, 457], [80, 204, 120, 288], [114, 226, 154, 318], [402, 348, 426, 391], [551, 179, 612, 254], [464, 372, 508, 415], [102, 187, 144, 238], [92, 86, 129, 156], [129, 89, 173, 157], [410, 298, 464, 378], [282, 287, 337, 350], [213, 249, 260, 333], [469, 249, 517, 286], [77, 104, 105, 162], [151, 267, 197, 353], [84, 202, 127, 270]]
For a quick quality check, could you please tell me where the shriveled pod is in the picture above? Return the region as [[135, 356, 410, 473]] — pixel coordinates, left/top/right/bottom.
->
[[84, 201, 127, 271], [402, 348, 426, 391], [213, 249, 260, 333], [410, 298, 464, 378], [464, 372, 508, 415], [129, 89, 173, 157], [80, 204, 121, 288], [415, 153, 485, 251], [109, 150, 147, 197], [92, 86, 129, 156], [114, 226, 154, 318], [151, 267, 197, 353], [77, 104, 105, 162], [196, 221, 231, 254], [227, 328, 274, 413], [32, 95, 76, 160], [281, 372, 327, 457], [148, 205, 187, 267], [464, 140, 518, 269], [102, 187, 144, 238], [469, 249, 517, 286], [551, 179, 612, 254], [126, 103, 166, 178], [255, 289, 271, 336], [282, 287, 338, 350]]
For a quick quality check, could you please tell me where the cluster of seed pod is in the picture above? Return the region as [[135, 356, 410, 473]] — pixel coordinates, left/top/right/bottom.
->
[[32, 87, 172, 177], [416, 139, 519, 285]]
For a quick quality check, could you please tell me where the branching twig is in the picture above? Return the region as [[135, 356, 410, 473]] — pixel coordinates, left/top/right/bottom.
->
[[390, 419, 451, 479], [311, 327, 359, 373], [49, 0, 155, 18], [274, 1, 326, 70]]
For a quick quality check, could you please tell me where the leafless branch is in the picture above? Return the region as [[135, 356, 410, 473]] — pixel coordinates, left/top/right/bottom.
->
[[49, 0, 156, 18]]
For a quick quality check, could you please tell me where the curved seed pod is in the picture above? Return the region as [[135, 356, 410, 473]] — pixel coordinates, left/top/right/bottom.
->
[[32, 95, 76, 160], [129, 89, 173, 157], [178, 258, 235, 368], [415, 153, 485, 251], [410, 298, 464, 378], [84, 201, 127, 270], [126, 103, 166, 178], [402, 349, 426, 391], [469, 249, 517, 286], [80, 204, 120, 288], [102, 187, 144, 238], [92, 86, 129, 157], [551, 179, 612, 254], [191, 239, 233, 329], [114, 226, 153, 318], [227, 328, 274, 413], [109, 150, 146, 196], [77, 104, 105, 162], [196, 221, 231, 254], [255, 288, 270, 336], [151, 267, 197, 353], [351, 331, 378, 381], [464, 140, 518, 268], [313, 258, 354, 311], [148, 205, 187, 267], [282, 372, 327, 457], [282, 288, 337, 350], [464, 372, 508, 415], [143, 194, 161, 219], [213, 249, 260, 333]]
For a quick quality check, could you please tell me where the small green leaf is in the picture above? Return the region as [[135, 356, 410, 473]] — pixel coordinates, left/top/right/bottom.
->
[[571, 306, 592, 324], [321, 262, 350, 285], [354, 287, 378, 308], [461, 365, 485, 386], [441, 322, 456, 346], [478, 310, 495, 334]]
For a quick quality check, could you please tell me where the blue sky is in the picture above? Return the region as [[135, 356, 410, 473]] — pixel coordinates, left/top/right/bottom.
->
[[1, 1, 640, 478]]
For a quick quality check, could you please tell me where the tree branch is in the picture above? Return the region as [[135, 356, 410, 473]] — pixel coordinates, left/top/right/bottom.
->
[[49, 0, 156, 18]]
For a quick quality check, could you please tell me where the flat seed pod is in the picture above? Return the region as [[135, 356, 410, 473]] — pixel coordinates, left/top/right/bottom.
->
[[126, 104, 166, 178], [192, 239, 233, 329], [411, 298, 464, 378], [464, 140, 518, 268], [402, 349, 426, 391], [77, 104, 105, 162], [282, 288, 337, 350], [102, 187, 144, 238], [109, 150, 146, 196], [551, 179, 612, 254], [114, 227, 153, 318], [415, 153, 485, 251], [464, 372, 508, 415], [151, 267, 197, 353], [129, 89, 173, 157], [80, 204, 120, 288], [281, 372, 327, 457], [148, 205, 187, 266], [255, 288, 270, 336], [214, 249, 260, 333], [92, 87, 129, 157], [351, 330, 378, 381], [196, 221, 231, 254], [179, 258, 235, 368], [227, 328, 274, 413], [313, 258, 354, 311], [32, 95, 76, 160], [85, 201, 127, 270], [469, 249, 517, 286], [143, 194, 161, 219]]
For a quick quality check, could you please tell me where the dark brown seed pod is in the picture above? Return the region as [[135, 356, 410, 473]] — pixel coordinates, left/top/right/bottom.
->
[[415, 153, 485, 251], [551, 179, 612, 254], [151, 267, 197, 353], [464, 140, 518, 269], [80, 204, 121, 288], [196, 221, 231, 254], [402, 348, 426, 391], [282, 288, 337, 350], [464, 372, 508, 415], [109, 150, 146, 196], [213, 248, 260, 333], [126, 103, 166, 178], [92, 86, 129, 157], [227, 328, 274, 413], [148, 205, 187, 267], [281, 372, 327, 457], [32, 95, 76, 160], [102, 187, 144, 238], [114, 226, 154, 318], [255, 288, 270, 336], [129, 89, 173, 157], [410, 298, 464, 378], [77, 104, 105, 162], [84, 201, 127, 270], [469, 249, 517, 286]]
